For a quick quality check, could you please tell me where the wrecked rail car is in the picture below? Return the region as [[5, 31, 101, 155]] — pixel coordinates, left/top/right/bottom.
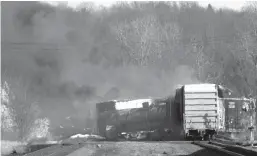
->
[[95, 83, 256, 141], [95, 98, 181, 140]]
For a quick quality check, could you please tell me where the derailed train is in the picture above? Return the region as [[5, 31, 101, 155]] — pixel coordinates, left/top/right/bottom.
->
[[95, 83, 256, 141]]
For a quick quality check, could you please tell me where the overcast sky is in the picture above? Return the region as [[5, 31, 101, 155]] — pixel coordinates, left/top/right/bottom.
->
[[46, 1, 247, 11]]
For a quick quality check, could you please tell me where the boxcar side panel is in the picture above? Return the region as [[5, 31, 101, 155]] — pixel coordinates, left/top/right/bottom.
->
[[183, 84, 219, 133]]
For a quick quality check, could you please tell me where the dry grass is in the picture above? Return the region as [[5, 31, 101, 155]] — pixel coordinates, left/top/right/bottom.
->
[[1, 139, 60, 156], [1, 140, 28, 156]]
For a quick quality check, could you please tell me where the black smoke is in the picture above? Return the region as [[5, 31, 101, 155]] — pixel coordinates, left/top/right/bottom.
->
[[1, 2, 199, 138]]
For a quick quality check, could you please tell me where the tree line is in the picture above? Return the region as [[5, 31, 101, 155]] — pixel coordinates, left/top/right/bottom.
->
[[1, 1, 257, 141]]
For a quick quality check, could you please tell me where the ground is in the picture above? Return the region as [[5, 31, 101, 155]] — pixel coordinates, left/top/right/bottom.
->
[[3, 133, 257, 156], [17, 141, 230, 156]]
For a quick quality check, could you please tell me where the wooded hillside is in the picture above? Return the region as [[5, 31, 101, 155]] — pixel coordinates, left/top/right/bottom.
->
[[2, 1, 257, 138]]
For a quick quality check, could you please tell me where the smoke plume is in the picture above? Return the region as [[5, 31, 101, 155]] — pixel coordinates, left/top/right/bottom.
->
[[1, 2, 199, 138]]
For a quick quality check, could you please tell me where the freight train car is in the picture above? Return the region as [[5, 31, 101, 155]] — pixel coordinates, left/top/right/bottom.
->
[[95, 83, 251, 141], [167, 84, 255, 140], [223, 98, 256, 133], [176, 84, 227, 140], [95, 98, 179, 140]]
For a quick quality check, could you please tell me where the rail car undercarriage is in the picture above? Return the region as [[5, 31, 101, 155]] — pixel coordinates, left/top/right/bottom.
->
[[185, 129, 217, 141]]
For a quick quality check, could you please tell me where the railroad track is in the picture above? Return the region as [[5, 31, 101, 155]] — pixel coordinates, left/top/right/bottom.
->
[[8, 140, 257, 156], [193, 140, 257, 156]]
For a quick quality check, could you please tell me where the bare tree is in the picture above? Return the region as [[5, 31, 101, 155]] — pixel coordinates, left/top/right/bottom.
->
[[112, 15, 159, 66], [235, 2, 257, 97], [1, 81, 15, 132], [111, 14, 181, 68], [1, 74, 41, 142], [189, 37, 214, 83]]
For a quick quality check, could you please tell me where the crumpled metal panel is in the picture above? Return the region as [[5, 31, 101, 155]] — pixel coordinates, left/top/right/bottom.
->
[[97, 99, 168, 134]]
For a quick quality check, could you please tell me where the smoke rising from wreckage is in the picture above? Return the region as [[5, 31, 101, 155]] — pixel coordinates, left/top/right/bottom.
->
[[1, 2, 257, 156], [1, 1, 199, 138]]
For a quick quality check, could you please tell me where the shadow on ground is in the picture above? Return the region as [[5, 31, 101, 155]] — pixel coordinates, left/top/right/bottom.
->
[[5, 144, 58, 156], [184, 148, 227, 156], [185, 145, 257, 156]]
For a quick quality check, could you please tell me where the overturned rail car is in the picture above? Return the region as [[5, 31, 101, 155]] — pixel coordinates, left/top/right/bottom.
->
[[95, 98, 183, 140], [95, 83, 255, 141]]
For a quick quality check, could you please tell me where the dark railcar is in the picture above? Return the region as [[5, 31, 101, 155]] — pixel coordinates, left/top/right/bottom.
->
[[224, 98, 256, 132], [95, 97, 184, 140], [96, 101, 116, 136]]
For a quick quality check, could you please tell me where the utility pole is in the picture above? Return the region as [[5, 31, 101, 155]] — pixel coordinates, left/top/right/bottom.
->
[[249, 115, 254, 147]]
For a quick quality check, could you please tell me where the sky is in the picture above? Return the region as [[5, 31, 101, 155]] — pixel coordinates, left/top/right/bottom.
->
[[46, 1, 247, 11]]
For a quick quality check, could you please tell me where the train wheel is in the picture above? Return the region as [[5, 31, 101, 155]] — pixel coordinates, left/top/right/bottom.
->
[[204, 134, 213, 141], [210, 134, 215, 141], [208, 135, 211, 141], [185, 133, 189, 141], [192, 136, 195, 141], [203, 135, 208, 141]]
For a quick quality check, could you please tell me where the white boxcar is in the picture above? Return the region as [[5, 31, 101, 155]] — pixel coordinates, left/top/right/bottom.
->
[[183, 84, 226, 140]]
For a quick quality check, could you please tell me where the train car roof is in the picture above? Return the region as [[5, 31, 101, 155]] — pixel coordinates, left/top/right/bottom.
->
[[177, 83, 230, 91], [182, 83, 232, 95], [178, 83, 229, 88]]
